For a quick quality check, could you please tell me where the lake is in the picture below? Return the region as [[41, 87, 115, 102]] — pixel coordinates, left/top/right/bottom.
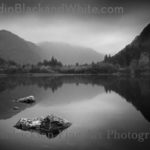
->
[[0, 75, 150, 150]]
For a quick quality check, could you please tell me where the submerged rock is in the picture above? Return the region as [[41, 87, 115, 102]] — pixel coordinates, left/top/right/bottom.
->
[[13, 106, 19, 110], [14, 115, 71, 138], [15, 96, 35, 104]]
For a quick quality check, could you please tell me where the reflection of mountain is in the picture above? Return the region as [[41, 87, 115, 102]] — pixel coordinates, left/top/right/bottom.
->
[[0, 76, 150, 122], [104, 77, 150, 122], [0, 76, 63, 119], [0, 76, 106, 119]]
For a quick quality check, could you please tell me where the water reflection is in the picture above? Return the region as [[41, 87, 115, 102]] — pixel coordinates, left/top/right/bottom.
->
[[0, 76, 150, 122], [104, 77, 150, 122], [0, 75, 150, 150]]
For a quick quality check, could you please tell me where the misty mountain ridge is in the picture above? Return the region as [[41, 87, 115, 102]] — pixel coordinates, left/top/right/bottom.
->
[[38, 42, 104, 65], [108, 23, 150, 66], [0, 30, 41, 64], [0, 30, 104, 65]]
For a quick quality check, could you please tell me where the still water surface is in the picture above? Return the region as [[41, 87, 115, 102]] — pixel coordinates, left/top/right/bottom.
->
[[0, 75, 150, 150]]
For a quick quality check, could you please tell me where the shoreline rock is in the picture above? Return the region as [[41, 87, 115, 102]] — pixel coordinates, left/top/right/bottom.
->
[[14, 96, 35, 104], [14, 115, 71, 138], [13, 106, 19, 110]]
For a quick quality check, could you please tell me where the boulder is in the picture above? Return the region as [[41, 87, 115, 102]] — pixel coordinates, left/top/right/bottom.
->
[[14, 115, 71, 138], [15, 96, 35, 104]]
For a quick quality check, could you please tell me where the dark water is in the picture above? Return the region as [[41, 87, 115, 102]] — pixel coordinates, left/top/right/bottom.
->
[[0, 75, 150, 150]]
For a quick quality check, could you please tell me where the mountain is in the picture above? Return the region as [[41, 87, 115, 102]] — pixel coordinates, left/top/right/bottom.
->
[[38, 42, 104, 65], [108, 24, 150, 66], [0, 30, 103, 65], [0, 30, 41, 64]]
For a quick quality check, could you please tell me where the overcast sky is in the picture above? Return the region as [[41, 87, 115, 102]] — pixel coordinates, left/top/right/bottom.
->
[[0, 0, 150, 54]]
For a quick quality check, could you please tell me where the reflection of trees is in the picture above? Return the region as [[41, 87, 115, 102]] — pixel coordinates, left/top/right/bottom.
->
[[0, 77, 19, 93], [0, 75, 150, 122], [0, 76, 63, 93], [0, 75, 112, 93]]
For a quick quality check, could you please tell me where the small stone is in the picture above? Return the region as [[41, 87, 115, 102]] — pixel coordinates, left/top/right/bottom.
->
[[15, 96, 35, 104], [13, 106, 19, 110]]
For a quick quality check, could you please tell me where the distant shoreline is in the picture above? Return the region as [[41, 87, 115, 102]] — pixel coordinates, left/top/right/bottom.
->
[[0, 73, 117, 77], [0, 72, 150, 77]]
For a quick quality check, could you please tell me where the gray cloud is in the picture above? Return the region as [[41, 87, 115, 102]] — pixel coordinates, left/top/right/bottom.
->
[[0, 0, 149, 54]]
